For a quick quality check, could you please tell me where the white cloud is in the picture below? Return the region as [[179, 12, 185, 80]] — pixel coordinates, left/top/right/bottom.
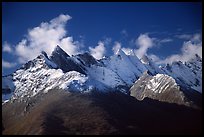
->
[[135, 34, 154, 58], [133, 33, 202, 64], [153, 37, 173, 46], [114, 34, 172, 58], [3, 42, 13, 53], [13, 14, 82, 63], [15, 39, 33, 63], [112, 41, 121, 54], [59, 37, 81, 55], [103, 37, 112, 45], [175, 34, 192, 40], [134, 33, 202, 64], [191, 33, 202, 42], [89, 41, 106, 60], [112, 41, 135, 56], [159, 38, 173, 43], [175, 33, 201, 42], [2, 59, 16, 68], [148, 54, 161, 62], [158, 40, 202, 64]]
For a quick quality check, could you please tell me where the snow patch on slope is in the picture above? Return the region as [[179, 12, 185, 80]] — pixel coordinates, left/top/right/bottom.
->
[[101, 49, 145, 86], [146, 74, 178, 93], [86, 65, 125, 88]]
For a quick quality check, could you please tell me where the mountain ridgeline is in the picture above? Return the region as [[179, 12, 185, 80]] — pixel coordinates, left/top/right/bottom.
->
[[2, 45, 202, 106], [2, 45, 202, 135]]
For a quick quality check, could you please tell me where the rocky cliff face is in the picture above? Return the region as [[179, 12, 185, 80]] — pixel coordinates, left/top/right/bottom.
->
[[130, 71, 202, 109]]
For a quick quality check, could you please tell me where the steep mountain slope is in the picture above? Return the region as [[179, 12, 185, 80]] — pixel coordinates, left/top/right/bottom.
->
[[130, 71, 202, 108], [2, 47, 147, 101], [160, 54, 202, 93], [101, 49, 146, 86], [2, 75, 15, 101], [2, 89, 202, 135], [50, 45, 86, 74], [140, 55, 164, 75], [2, 50, 104, 101], [2, 45, 202, 135], [2, 45, 202, 106]]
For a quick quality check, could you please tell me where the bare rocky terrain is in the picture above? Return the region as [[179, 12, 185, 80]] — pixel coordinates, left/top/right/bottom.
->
[[2, 89, 202, 135]]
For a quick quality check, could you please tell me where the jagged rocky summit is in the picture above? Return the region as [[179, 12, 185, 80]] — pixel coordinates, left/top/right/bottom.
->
[[2, 45, 202, 108]]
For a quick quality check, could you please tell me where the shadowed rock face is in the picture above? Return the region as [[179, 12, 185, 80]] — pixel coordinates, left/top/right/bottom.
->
[[130, 71, 202, 109], [50, 45, 86, 74], [75, 52, 99, 67], [2, 89, 202, 135]]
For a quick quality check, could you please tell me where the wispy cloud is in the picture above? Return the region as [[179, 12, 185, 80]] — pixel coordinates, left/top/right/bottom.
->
[[151, 33, 202, 64], [152, 38, 173, 47], [3, 42, 13, 53], [112, 33, 172, 58], [133, 32, 202, 64], [175, 33, 202, 42], [191, 33, 202, 42], [6, 14, 83, 63], [158, 41, 202, 64], [89, 41, 106, 60], [103, 37, 112, 45], [175, 34, 192, 40], [135, 34, 154, 58], [116, 32, 202, 65], [112, 41, 121, 54], [120, 29, 128, 37], [2, 59, 16, 68], [148, 54, 161, 62], [159, 38, 173, 43], [177, 28, 183, 32]]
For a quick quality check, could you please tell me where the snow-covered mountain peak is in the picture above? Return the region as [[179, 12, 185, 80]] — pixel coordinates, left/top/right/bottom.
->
[[146, 73, 178, 93], [160, 54, 202, 93], [130, 72, 201, 108], [20, 51, 57, 71], [2, 44, 202, 104], [140, 55, 164, 75], [123, 49, 135, 56], [117, 48, 127, 56]]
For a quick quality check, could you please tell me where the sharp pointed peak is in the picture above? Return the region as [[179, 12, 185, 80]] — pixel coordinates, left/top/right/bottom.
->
[[51, 45, 70, 57], [55, 45, 62, 50], [115, 49, 128, 58], [54, 45, 63, 52]]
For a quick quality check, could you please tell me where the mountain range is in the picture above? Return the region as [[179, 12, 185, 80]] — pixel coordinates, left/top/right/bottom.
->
[[2, 45, 202, 135]]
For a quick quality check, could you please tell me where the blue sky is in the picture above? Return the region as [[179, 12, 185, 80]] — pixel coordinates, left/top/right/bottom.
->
[[2, 2, 202, 75]]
